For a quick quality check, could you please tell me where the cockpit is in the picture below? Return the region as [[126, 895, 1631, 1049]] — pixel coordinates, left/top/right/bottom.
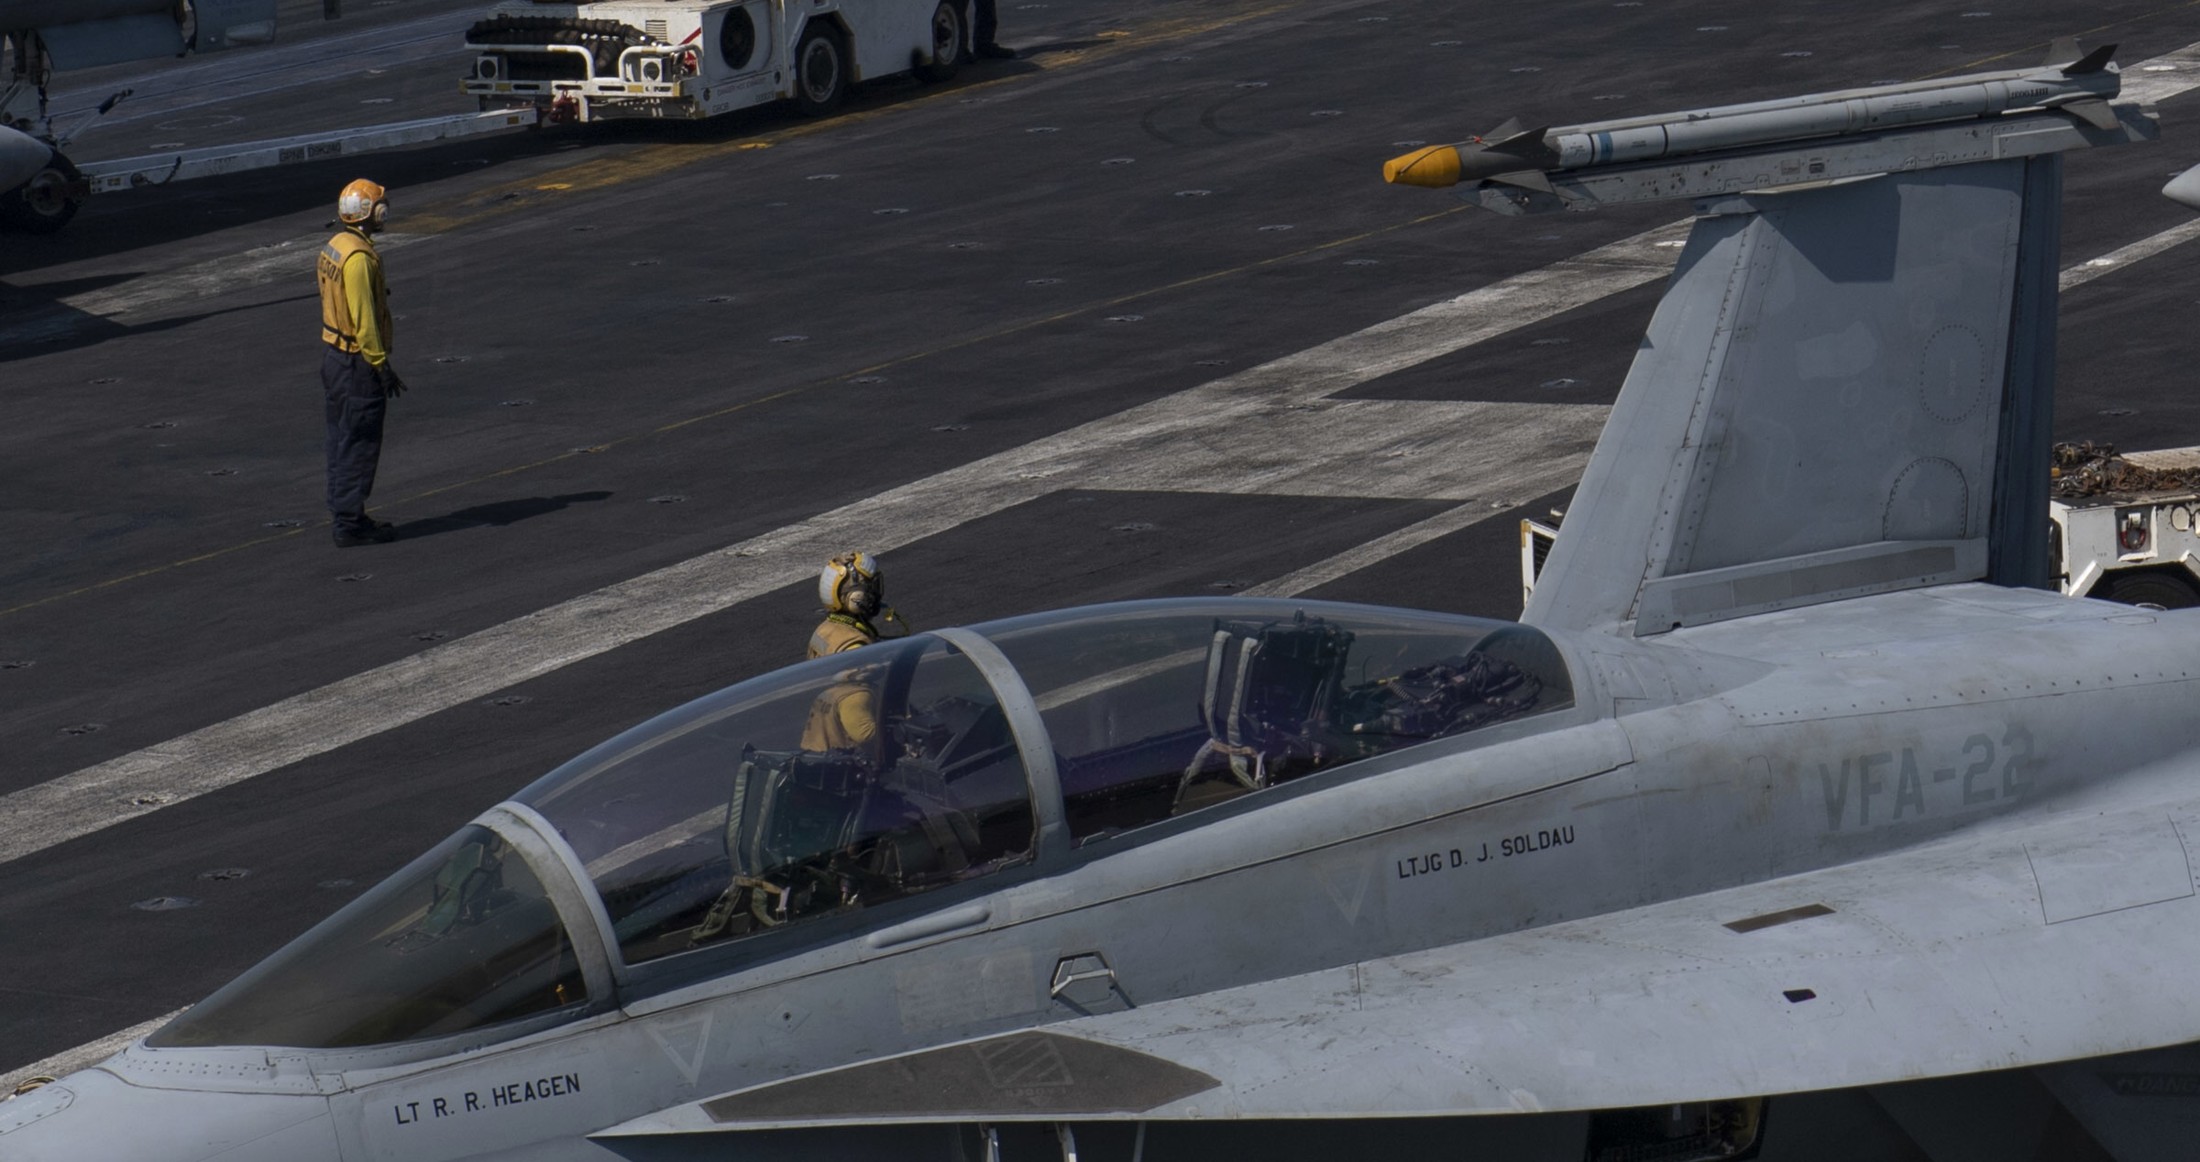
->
[[150, 598, 1574, 1054]]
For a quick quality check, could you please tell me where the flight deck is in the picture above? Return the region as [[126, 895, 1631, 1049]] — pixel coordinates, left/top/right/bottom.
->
[[8, 1, 2200, 1157]]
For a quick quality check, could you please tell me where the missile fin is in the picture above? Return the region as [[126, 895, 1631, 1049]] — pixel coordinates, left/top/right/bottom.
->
[[1488, 169, 1556, 194], [2060, 43, 2118, 75], [2056, 97, 2121, 130], [1481, 116, 1525, 144], [2043, 36, 2080, 68], [1487, 123, 1551, 152]]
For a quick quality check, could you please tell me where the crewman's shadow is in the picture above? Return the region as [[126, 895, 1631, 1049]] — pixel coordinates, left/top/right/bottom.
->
[[396, 491, 612, 540]]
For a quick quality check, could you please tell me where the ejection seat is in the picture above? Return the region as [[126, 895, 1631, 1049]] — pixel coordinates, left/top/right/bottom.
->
[[1169, 616, 1558, 817], [1172, 613, 1355, 814], [694, 747, 872, 936], [692, 736, 988, 943], [847, 761, 980, 888]]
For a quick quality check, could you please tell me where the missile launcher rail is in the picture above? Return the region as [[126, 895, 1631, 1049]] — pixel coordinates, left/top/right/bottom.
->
[[1386, 42, 2157, 214], [1463, 102, 2155, 215]]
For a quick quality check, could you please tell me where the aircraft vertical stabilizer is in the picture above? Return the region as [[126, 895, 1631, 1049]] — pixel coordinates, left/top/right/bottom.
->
[[1526, 161, 2059, 635]]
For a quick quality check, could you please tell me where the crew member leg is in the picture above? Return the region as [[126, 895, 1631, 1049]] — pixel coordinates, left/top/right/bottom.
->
[[322, 347, 389, 542], [971, 0, 1013, 57]]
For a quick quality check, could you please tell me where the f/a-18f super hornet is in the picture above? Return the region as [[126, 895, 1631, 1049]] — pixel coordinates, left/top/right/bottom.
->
[[0, 0, 280, 230], [9, 43, 2200, 1162]]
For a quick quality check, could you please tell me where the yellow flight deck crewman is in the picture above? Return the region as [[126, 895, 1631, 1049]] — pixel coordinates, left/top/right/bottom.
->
[[807, 551, 911, 658], [316, 178, 409, 547], [801, 552, 908, 756], [801, 666, 880, 752]]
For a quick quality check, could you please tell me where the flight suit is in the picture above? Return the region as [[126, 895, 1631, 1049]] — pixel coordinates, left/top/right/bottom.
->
[[800, 678, 878, 752], [801, 595, 902, 751], [807, 612, 879, 659], [316, 227, 395, 537]]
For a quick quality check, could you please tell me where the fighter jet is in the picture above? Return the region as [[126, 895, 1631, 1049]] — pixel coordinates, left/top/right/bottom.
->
[[1, 0, 281, 231], [7, 48, 2200, 1162]]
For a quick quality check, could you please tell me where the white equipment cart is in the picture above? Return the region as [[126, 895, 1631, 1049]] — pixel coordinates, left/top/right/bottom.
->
[[462, 0, 969, 122]]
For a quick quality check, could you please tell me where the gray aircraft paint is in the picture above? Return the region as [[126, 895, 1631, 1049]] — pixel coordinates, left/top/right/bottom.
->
[[1518, 105, 2147, 632], [10, 54, 2200, 1162]]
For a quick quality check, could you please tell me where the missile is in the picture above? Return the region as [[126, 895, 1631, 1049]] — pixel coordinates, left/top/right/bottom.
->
[[1386, 40, 2122, 191]]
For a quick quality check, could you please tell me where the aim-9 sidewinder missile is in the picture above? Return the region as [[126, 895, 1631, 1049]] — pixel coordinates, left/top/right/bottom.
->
[[1386, 40, 2126, 202]]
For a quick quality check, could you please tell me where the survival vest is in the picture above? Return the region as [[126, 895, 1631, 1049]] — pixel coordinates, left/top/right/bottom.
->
[[316, 229, 393, 355]]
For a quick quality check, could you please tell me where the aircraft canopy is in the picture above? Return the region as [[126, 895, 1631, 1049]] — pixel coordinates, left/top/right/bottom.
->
[[152, 599, 1572, 1052]]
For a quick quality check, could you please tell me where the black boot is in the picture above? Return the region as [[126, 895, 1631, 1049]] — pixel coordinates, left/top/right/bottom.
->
[[334, 519, 397, 547]]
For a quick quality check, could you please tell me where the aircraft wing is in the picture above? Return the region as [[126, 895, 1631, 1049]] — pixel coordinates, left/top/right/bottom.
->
[[597, 785, 2200, 1138]]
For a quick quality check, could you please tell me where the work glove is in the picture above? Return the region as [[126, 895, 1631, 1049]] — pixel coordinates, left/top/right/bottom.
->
[[373, 362, 408, 399]]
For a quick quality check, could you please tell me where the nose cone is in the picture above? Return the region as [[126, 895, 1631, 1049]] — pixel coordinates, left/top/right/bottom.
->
[[0, 1069, 337, 1161], [2165, 162, 2200, 211], [1383, 144, 1463, 187]]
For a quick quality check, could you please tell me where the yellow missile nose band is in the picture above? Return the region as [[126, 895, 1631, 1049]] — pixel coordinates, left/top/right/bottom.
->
[[1383, 145, 1463, 187]]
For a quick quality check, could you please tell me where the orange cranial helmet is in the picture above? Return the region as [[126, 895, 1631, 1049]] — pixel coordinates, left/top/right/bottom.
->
[[337, 178, 388, 228]]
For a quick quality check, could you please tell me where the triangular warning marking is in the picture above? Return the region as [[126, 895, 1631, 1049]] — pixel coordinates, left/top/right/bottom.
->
[[647, 1011, 714, 1085], [1322, 860, 1372, 925]]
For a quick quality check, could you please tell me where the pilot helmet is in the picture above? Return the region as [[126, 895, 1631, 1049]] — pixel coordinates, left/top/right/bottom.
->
[[337, 178, 389, 229], [819, 551, 884, 618]]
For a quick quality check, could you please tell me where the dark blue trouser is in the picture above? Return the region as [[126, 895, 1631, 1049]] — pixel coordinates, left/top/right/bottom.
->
[[321, 347, 386, 532], [971, 0, 997, 46]]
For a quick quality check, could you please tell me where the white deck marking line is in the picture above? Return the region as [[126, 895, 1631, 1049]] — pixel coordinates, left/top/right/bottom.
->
[[1241, 501, 1504, 599], [0, 222, 1685, 870], [2121, 47, 2200, 105], [2122, 446, 2200, 469], [2060, 217, 2200, 291]]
